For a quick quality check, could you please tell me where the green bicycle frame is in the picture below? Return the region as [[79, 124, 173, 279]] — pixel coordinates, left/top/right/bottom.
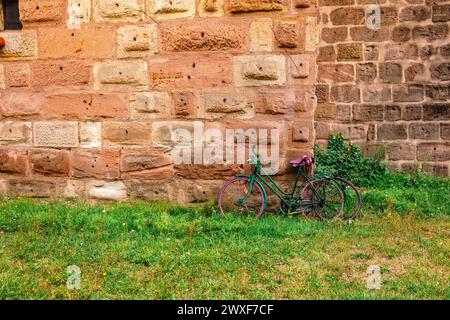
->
[[236, 156, 313, 208]]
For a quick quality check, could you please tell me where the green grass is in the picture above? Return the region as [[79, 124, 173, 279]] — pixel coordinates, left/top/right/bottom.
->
[[0, 195, 449, 300]]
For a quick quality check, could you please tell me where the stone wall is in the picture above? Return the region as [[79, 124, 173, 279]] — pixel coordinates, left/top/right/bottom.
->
[[0, 0, 319, 201], [0, 0, 448, 202], [316, 0, 450, 176]]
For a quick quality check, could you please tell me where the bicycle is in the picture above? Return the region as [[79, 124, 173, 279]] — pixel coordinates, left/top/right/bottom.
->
[[218, 148, 349, 220]]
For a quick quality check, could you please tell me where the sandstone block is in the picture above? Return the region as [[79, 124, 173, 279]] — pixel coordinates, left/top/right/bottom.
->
[[31, 60, 91, 88], [160, 21, 247, 52], [379, 62, 402, 83], [33, 121, 79, 148], [0, 31, 38, 60], [318, 64, 354, 83], [0, 149, 28, 175], [321, 27, 347, 43], [386, 143, 416, 161], [0, 91, 43, 117], [130, 92, 172, 120], [67, 0, 91, 26], [350, 27, 389, 42], [149, 55, 232, 89], [330, 8, 365, 25], [250, 18, 273, 52], [147, 0, 196, 20], [197, 90, 255, 120], [233, 55, 286, 87], [393, 85, 424, 102], [377, 123, 407, 140], [172, 91, 196, 117], [403, 105, 422, 121], [225, 0, 288, 14], [423, 103, 450, 120], [88, 181, 128, 200], [38, 25, 115, 59], [94, 0, 144, 22], [417, 143, 450, 161], [275, 20, 300, 49], [0, 121, 32, 146], [19, 0, 64, 25], [199, 0, 225, 17], [409, 123, 439, 140], [337, 43, 363, 61], [356, 63, 376, 83], [412, 24, 449, 41], [353, 104, 384, 121], [72, 149, 120, 180], [152, 121, 200, 147], [117, 25, 158, 58], [4, 63, 31, 88], [102, 122, 151, 146], [330, 85, 360, 103], [430, 63, 450, 81], [30, 149, 70, 176], [120, 148, 174, 180], [44, 93, 129, 120], [94, 61, 148, 91], [399, 6, 431, 21], [80, 122, 102, 148]]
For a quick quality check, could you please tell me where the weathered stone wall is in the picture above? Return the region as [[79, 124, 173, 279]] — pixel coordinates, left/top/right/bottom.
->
[[0, 0, 319, 201], [0, 0, 448, 202], [316, 0, 450, 176]]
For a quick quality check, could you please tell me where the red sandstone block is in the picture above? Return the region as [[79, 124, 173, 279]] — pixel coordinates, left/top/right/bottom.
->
[[19, 0, 65, 25], [0, 148, 28, 175], [417, 143, 450, 161], [37, 25, 116, 59], [29, 149, 70, 176], [31, 60, 91, 88], [159, 20, 248, 53], [72, 149, 120, 180], [120, 149, 174, 180], [43, 93, 129, 120], [149, 54, 232, 90], [102, 122, 151, 146]]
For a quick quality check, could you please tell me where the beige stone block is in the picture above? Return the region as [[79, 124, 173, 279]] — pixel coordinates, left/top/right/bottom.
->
[[87, 181, 128, 200], [94, 0, 144, 22], [305, 16, 319, 52], [198, 0, 224, 17], [147, 0, 196, 20], [197, 90, 256, 120], [0, 31, 38, 60], [117, 25, 158, 58], [33, 121, 79, 148], [233, 55, 286, 87], [93, 60, 148, 91], [67, 0, 91, 27], [250, 18, 273, 53], [0, 121, 32, 146], [130, 92, 172, 119], [80, 122, 102, 148]]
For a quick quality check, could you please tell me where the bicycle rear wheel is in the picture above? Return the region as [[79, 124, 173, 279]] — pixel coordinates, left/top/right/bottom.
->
[[218, 177, 266, 218], [300, 179, 344, 220]]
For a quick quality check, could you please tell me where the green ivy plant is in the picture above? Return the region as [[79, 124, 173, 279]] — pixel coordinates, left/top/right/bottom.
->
[[314, 134, 388, 187]]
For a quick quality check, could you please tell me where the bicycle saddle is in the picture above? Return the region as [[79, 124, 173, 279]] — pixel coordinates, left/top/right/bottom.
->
[[290, 156, 315, 167]]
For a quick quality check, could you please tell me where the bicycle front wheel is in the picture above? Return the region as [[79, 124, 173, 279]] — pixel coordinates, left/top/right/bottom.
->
[[300, 179, 344, 220], [218, 177, 266, 218]]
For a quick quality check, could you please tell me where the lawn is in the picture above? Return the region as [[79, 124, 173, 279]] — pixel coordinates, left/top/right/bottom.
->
[[0, 195, 448, 300]]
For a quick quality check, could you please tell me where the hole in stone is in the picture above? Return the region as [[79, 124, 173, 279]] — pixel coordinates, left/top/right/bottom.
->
[[192, 63, 196, 68], [187, 75, 191, 80], [60, 67, 64, 71]]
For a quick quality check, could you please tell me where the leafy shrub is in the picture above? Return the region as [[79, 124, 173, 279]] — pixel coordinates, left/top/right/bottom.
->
[[313, 134, 387, 187]]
